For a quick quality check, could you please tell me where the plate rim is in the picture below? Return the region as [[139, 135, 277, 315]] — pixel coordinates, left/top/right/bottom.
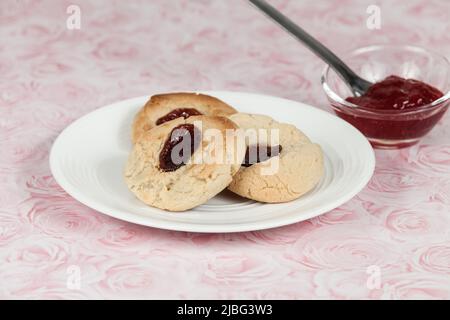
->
[[49, 91, 375, 233]]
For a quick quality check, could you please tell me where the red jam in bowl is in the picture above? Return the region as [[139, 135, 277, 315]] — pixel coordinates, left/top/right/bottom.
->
[[346, 75, 443, 110], [336, 75, 447, 148]]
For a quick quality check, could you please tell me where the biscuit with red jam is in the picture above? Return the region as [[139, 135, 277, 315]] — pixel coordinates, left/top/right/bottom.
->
[[227, 113, 324, 203], [125, 115, 244, 211], [132, 93, 237, 144]]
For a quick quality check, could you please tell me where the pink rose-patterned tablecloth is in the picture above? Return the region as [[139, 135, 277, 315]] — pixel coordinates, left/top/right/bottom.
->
[[1, 0, 450, 299]]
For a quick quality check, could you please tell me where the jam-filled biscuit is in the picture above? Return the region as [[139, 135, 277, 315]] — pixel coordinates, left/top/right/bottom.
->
[[132, 92, 237, 144], [227, 113, 324, 203], [125, 115, 245, 211]]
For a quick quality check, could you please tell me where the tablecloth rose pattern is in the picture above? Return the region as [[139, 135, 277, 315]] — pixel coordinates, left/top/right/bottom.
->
[[1, 0, 449, 299]]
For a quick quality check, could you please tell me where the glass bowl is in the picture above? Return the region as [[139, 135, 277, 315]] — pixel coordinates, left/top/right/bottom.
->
[[321, 45, 450, 149]]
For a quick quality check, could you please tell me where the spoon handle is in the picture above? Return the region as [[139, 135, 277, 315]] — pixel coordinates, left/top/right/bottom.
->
[[248, 0, 372, 95]]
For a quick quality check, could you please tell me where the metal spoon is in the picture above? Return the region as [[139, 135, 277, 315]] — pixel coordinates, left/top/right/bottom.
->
[[248, 0, 372, 96]]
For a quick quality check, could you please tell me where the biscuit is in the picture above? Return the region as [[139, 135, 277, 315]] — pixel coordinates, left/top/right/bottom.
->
[[227, 113, 324, 203], [132, 92, 237, 144], [125, 115, 245, 211]]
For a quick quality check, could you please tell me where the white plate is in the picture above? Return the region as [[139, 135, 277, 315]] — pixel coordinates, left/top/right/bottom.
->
[[50, 91, 375, 233]]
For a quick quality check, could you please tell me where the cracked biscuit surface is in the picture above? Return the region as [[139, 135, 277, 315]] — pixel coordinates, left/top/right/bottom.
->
[[227, 113, 324, 203], [125, 115, 245, 211], [132, 92, 237, 144]]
